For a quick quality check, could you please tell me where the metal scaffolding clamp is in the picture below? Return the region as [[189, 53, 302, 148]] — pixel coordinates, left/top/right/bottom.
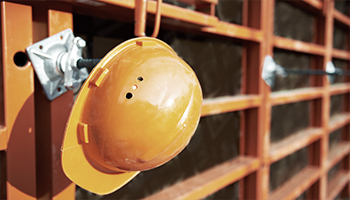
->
[[262, 55, 287, 87], [26, 29, 89, 100]]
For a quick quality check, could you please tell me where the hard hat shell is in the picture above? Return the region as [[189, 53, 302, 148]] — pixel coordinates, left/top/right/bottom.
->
[[61, 37, 202, 195]]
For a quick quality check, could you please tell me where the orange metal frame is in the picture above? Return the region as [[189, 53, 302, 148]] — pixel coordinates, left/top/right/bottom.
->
[[0, 0, 349, 199]]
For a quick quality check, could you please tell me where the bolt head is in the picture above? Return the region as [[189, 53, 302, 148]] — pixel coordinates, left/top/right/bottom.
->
[[76, 38, 86, 48]]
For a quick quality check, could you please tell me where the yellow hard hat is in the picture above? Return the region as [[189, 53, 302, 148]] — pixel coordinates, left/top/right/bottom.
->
[[61, 37, 202, 195]]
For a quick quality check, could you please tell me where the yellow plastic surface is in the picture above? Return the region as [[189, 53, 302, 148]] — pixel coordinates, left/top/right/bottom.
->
[[61, 37, 202, 195]]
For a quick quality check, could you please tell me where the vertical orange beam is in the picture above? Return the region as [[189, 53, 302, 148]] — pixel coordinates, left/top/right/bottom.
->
[[48, 9, 75, 200], [341, 12, 350, 199], [308, 5, 326, 200], [34, 8, 75, 200], [0, 128, 7, 150], [1, 2, 37, 199], [239, 1, 248, 198], [321, 0, 334, 199], [341, 65, 350, 197], [260, 0, 275, 199], [240, 0, 274, 199], [35, 9, 75, 200]]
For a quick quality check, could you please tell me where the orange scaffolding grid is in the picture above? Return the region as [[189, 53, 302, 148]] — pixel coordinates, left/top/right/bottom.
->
[[0, 0, 349, 199]]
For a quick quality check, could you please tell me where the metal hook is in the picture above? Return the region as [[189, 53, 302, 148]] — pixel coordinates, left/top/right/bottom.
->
[[135, 0, 162, 38]]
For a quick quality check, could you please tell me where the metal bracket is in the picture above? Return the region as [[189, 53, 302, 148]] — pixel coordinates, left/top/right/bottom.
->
[[26, 29, 88, 100]]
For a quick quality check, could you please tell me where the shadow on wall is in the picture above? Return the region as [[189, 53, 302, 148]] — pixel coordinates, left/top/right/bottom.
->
[[5, 94, 36, 198]]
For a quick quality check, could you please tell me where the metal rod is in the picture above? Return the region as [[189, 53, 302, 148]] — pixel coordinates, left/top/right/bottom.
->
[[284, 69, 350, 76], [285, 69, 334, 75], [76, 58, 101, 69]]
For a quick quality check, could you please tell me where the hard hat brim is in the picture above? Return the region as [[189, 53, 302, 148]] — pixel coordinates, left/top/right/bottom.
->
[[61, 37, 173, 195], [62, 144, 139, 195]]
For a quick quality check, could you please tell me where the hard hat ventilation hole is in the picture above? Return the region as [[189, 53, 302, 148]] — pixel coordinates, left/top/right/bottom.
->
[[137, 76, 144, 81], [126, 92, 133, 99], [39, 45, 43, 50]]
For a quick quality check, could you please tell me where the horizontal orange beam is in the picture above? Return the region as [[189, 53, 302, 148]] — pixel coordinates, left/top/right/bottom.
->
[[201, 22, 263, 42], [0, 125, 7, 150], [98, 0, 218, 26], [269, 128, 323, 163], [334, 9, 350, 27], [285, 0, 323, 15], [273, 36, 325, 56], [270, 88, 324, 106], [302, 0, 323, 10], [143, 156, 260, 200], [177, 0, 218, 5], [326, 142, 350, 171], [330, 83, 350, 96], [269, 166, 320, 200], [326, 170, 349, 200], [97, 0, 263, 42], [332, 48, 350, 60], [328, 113, 350, 134], [201, 95, 261, 117]]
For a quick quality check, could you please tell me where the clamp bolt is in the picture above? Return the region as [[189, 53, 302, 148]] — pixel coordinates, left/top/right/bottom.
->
[[76, 38, 86, 48]]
